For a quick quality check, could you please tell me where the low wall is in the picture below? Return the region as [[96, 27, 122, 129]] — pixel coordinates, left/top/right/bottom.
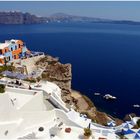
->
[[6, 87, 46, 111], [20, 54, 45, 64], [6, 87, 37, 95], [54, 109, 82, 128], [49, 95, 69, 112]]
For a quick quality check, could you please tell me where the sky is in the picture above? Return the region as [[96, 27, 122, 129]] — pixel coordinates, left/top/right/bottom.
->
[[0, 1, 140, 21]]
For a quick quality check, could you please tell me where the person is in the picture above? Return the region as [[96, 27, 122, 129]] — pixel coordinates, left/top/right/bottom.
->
[[19, 79, 22, 86], [15, 80, 19, 85], [29, 85, 32, 90]]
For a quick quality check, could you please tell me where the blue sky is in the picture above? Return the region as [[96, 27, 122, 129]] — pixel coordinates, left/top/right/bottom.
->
[[0, 1, 140, 21]]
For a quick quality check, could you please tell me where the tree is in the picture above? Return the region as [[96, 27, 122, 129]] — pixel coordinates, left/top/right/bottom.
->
[[137, 119, 140, 128]]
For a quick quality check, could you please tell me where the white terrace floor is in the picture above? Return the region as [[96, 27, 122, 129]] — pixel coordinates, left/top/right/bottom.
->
[[7, 91, 33, 110]]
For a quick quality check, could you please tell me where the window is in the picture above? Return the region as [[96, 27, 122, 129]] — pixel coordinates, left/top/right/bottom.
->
[[0, 50, 2, 54], [14, 55, 16, 59], [15, 45, 17, 50], [8, 56, 10, 61], [11, 41, 15, 44]]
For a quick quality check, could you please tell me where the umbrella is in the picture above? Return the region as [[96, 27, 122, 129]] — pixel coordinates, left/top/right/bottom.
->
[[123, 129, 140, 139], [107, 120, 116, 127], [88, 123, 91, 129], [2, 71, 16, 78], [11, 72, 17, 77], [2, 70, 12, 76], [123, 121, 134, 130]]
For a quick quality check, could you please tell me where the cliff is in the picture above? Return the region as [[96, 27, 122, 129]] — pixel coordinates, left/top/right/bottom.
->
[[36, 55, 123, 125], [36, 55, 72, 96], [0, 11, 45, 24]]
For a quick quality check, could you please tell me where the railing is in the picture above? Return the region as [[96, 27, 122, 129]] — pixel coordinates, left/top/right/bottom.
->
[[28, 51, 45, 58], [42, 90, 69, 112], [91, 121, 124, 133]]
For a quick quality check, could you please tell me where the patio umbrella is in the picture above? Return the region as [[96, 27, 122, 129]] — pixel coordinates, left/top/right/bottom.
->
[[2, 71, 17, 78], [123, 129, 140, 139], [2, 71, 12, 76], [123, 121, 134, 130], [107, 120, 116, 127], [11, 72, 17, 77]]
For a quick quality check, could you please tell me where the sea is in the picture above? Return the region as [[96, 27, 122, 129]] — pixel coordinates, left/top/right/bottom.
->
[[0, 22, 140, 119]]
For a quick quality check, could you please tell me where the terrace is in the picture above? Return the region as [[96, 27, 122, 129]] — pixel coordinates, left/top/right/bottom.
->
[[0, 77, 121, 139], [4, 87, 45, 112]]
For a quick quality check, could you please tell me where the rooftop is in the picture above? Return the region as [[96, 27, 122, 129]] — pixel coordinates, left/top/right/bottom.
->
[[0, 42, 10, 49], [0, 39, 19, 50]]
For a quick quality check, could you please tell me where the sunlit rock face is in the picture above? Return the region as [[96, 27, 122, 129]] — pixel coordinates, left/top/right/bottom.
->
[[36, 55, 72, 96]]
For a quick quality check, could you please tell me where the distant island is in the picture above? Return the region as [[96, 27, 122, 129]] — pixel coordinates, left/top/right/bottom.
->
[[0, 11, 140, 25]]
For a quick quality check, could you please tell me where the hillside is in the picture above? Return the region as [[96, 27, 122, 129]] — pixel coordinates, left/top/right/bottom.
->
[[0, 11, 45, 24]]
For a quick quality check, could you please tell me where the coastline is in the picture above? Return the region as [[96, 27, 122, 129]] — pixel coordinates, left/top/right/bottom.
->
[[71, 90, 123, 126]]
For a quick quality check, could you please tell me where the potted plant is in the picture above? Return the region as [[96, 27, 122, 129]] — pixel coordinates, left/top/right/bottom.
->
[[83, 128, 92, 139]]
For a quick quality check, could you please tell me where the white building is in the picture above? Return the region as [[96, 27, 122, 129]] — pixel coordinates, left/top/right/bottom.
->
[[0, 78, 119, 139]]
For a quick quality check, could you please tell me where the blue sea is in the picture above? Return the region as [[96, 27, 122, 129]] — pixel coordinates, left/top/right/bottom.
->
[[0, 22, 140, 119]]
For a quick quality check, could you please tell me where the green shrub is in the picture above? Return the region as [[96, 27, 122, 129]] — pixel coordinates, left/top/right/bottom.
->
[[0, 65, 15, 73], [84, 128, 92, 137], [0, 84, 5, 93]]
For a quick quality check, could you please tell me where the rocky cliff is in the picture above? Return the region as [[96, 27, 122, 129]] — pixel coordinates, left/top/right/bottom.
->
[[0, 11, 44, 24], [36, 55, 72, 96]]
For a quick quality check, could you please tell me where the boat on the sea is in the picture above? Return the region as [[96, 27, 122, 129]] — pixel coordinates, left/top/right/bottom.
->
[[103, 94, 117, 100], [94, 92, 101, 96], [133, 104, 140, 108]]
